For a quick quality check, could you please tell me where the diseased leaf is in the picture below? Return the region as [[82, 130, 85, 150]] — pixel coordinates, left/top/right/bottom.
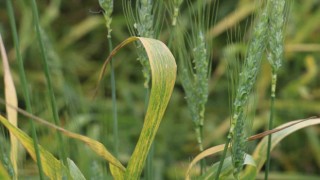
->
[[0, 115, 67, 180], [185, 144, 227, 180], [187, 118, 319, 180], [242, 118, 320, 179], [0, 97, 125, 176], [98, 36, 177, 179], [0, 35, 176, 180], [0, 34, 18, 178]]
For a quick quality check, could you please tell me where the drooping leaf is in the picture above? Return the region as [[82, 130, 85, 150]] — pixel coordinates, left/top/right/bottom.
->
[[186, 143, 255, 180], [98, 36, 177, 179], [242, 118, 320, 179], [0, 34, 18, 178], [185, 144, 227, 180], [0, 97, 125, 177], [199, 155, 255, 180], [0, 115, 67, 180], [187, 117, 319, 179]]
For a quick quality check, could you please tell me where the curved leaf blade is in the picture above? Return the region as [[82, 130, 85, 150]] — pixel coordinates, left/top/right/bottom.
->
[[124, 37, 176, 179], [185, 144, 227, 180], [242, 118, 320, 179], [98, 36, 176, 179]]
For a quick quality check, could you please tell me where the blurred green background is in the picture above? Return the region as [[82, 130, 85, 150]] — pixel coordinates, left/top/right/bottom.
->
[[0, 0, 319, 179]]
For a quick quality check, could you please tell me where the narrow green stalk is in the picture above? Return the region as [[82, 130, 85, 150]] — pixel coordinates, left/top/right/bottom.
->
[[265, 73, 277, 180], [6, 1, 44, 179], [109, 38, 118, 158], [99, 0, 118, 159], [30, 0, 67, 166], [265, 0, 286, 179], [215, 139, 230, 180]]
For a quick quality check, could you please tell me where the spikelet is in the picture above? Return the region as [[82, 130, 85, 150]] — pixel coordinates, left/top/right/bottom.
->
[[267, 0, 286, 73], [172, 0, 184, 26], [99, 0, 113, 38]]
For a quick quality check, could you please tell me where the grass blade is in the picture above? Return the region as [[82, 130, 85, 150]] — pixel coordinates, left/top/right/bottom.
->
[[30, 0, 67, 165], [0, 34, 18, 179], [5, 0, 44, 178]]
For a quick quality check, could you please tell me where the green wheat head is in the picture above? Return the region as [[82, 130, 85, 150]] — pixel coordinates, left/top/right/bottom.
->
[[123, 0, 163, 88], [228, 0, 288, 178], [177, 0, 215, 152], [229, 4, 269, 179]]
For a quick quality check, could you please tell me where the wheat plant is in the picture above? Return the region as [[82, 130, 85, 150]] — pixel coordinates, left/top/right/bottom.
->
[[1, 1, 320, 180]]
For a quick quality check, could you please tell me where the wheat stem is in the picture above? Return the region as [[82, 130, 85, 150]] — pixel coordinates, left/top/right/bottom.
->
[[265, 0, 286, 179], [99, 0, 118, 159], [30, 0, 67, 168]]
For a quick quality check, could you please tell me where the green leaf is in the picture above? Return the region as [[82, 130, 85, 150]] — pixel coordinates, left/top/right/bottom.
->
[[67, 158, 86, 180], [0, 115, 67, 179], [0, 162, 10, 180], [98, 36, 177, 179], [242, 118, 320, 179]]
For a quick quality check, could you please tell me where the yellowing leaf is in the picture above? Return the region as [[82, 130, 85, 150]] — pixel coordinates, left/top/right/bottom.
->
[[124, 37, 176, 179], [0, 115, 67, 180], [98, 36, 177, 179], [185, 144, 228, 180], [0, 98, 125, 176], [242, 118, 320, 179], [0, 34, 18, 179], [0, 162, 10, 180], [0, 35, 176, 180]]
